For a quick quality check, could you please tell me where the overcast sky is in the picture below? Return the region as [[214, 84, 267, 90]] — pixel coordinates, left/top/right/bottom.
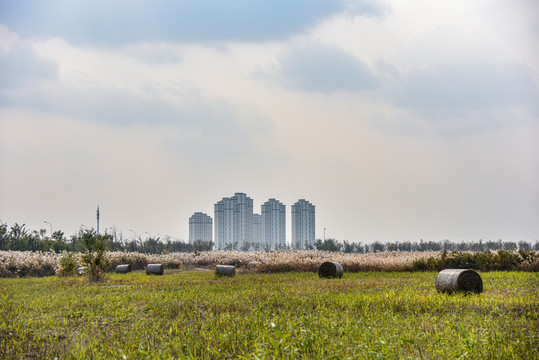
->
[[1, 0, 538, 243]]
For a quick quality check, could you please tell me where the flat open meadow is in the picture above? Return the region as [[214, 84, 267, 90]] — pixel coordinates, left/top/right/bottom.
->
[[0, 270, 537, 359]]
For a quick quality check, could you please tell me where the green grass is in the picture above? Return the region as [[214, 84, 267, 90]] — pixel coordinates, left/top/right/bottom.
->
[[1, 271, 537, 359]]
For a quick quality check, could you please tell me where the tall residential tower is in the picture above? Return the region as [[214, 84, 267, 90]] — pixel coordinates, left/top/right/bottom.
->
[[188, 212, 213, 244], [214, 193, 253, 250], [291, 199, 315, 250], [261, 198, 286, 249]]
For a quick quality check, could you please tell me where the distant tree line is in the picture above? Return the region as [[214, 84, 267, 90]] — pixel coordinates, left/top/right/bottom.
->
[[316, 238, 539, 253], [0, 222, 213, 254], [0, 222, 537, 254]]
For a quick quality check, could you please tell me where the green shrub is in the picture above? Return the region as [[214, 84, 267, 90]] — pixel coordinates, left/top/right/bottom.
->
[[412, 250, 530, 272], [412, 258, 428, 271], [58, 252, 78, 276], [80, 230, 110, 282], [491, 250, 522, 270]]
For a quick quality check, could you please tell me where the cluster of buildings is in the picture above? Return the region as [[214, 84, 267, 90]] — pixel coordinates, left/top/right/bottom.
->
[[188, 193, 315, 251]]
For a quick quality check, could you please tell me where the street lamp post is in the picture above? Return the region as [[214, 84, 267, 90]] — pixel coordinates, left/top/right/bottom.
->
[[44, 221, 53, 238]]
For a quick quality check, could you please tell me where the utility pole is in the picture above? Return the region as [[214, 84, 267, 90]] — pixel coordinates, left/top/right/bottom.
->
[[44, 221, 53, 238], [96, 205, 100, 235], [324, 228, 326, 242]]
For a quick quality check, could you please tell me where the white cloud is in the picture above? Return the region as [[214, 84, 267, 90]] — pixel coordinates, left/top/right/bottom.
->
[[122, 43, 184, 65], [0, 26, 58, 89], [256, 42, 379, 93], [392, 28, 539, 114], [0, 24, 18, 53]]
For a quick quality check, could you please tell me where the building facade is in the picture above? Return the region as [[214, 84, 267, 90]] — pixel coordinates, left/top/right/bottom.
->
[[214, 197, 234, 250], [253, 213, 263, 250], [214, 193, 253, 250], [188, 212, 213, 244], [261, 198, 286, 249], [291, 199, 315, 250]]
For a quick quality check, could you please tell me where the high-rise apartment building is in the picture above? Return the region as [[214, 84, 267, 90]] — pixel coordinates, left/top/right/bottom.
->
[[291, 199, 315, 250], [214, 197, 234, 250], [261, 198, 286, 249], [188, 212, 213, 244], [253, 214, 263, 250], [214, 193, 253, 250]]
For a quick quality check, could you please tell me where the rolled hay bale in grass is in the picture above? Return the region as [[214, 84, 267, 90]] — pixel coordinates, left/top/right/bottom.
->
[[435, 269, 483, 294], [318, 261, 343, 278], [216, 265, 235, 277], [146, 264, 164, 275], [76, 267, 87, 276], [115, 264, 131, 274]]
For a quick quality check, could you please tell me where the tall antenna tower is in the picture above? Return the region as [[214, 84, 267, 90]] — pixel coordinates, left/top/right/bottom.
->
[[96, 205, 100, 235]]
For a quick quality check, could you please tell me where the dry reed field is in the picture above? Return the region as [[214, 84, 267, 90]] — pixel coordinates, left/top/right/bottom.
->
[[2, 249, 538, 278], [0, 250, 442, 277]]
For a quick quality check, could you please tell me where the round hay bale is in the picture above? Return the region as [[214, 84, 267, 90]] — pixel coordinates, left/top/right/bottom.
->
[[216, 265, 235, 277], [318, 261, 343, 278], [76, 267, 87, 276], [435, 269, 483, 294], [115, 264, 131, 274], [146, 263, 164, 275]]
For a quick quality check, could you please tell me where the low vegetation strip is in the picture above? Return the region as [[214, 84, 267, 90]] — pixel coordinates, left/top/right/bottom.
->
[[0, 250, 537, 278], [0, 271, 536, 359], [413, 249, 539, 272]]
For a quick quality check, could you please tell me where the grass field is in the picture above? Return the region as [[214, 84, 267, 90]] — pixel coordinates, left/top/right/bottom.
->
[[1, 270, 537, 359]]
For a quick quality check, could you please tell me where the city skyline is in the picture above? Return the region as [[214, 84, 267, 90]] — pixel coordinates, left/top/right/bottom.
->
[[1, 1, 537, 243], [191, 195, 309, 250]]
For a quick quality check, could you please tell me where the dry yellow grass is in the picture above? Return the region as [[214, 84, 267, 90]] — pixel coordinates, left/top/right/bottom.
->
[[1, 250, 439, 277], [2, 250, 537, 277]]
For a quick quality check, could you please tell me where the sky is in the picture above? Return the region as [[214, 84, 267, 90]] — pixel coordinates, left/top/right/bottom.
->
[[1, 0, 538, 243]]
